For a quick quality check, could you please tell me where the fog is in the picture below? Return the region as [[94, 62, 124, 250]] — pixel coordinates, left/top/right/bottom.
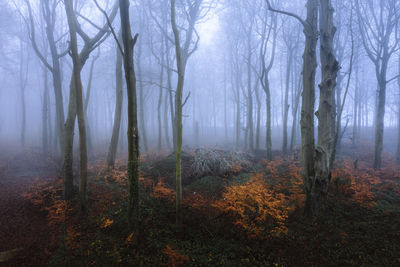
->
[[1, 0, 400, 265], [0, 0, 399, 160]]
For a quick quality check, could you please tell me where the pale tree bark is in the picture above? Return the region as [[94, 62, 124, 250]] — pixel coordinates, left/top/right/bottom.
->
[[107, 35, 124, 168], [118, 0, 140, 228], [313, 0, 339, 215], [268, 0, 319, 216], [64, 0, 88, 210]]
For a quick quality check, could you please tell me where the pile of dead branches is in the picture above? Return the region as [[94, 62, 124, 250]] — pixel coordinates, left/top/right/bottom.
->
[[189, 149, 253, 178]]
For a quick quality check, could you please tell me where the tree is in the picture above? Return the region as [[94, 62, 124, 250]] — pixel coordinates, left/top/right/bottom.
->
[[25, 0, 67, 152], [397, 55, 400, 163], [118, 0, 140, 228], [259, 3, 277, 160], [268, 0, 339, 216], [107, 33, 124, 168], [63, 0, 87, 209], [62, 1, 119, 201], [313, 0, 339, 214], [355, 0, 400, 169], [170, 0, 203, 225]]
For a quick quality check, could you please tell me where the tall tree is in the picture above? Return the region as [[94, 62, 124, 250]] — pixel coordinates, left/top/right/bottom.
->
[[107, 33, 124, 168], [62, 1, 119, 200], [355, 0, 400, 169], [260, 2, 277, 160], [313, 0, 339, 214], [63, 0, 87, 209], [170, 0, 203, 225], [118, 0, 140, 228], [25, 0, 67, 152]]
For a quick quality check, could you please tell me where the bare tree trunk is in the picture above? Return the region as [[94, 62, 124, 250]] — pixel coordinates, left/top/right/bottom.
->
[[282, 51, 292, 156], [62, 1, 118, 200], [290, 77, 301, 152], [107, 38, 124, 167], [83, 50, 100, 156], [157, 41, 165, 151], [312, 0, 339, 215], [397, 57, 400, 163], [166, 44, 176, 150], [374, 61, 388, 169], [247, 48, 254, 151], [64, 0, 88, 209], [137, 40, 148, 152], [255, 84, 261, 150], [265, 79, 272, 160], [164, 87, 171, 150], [119, 0, 140, 228], [19, 38, 26, 149], [42, 65, 49, 156], [171, 0, 184, 225]]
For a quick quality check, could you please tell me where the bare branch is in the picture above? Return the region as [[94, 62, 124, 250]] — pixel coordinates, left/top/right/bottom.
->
[[93, 0, 124, 56]]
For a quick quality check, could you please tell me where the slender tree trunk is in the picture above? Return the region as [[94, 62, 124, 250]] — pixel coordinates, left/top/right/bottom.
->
[[119, 0, 140, 228], [157, 42, 165, 151], [255, 84, 261, 150], [235, 82, 241, 150], [137, 41, 148, 152], [19, 39, 26, 149], [290, 82, 301, 152], [171, 0, 184, 225], [42, 65, 49, 156], [164, 87, 171, 150], [265, 78, 272, 160], [282, 52, 292, 156], [166, 45, 176, 150], [247, 49, 254, 151], [374, 59, 388, 169], [83, 51, 99, 156], [107, 38, 124, 167], [396, 57, 400, 163]]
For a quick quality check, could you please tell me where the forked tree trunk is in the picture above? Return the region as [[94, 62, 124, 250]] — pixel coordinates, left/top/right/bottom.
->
[[64, 0, 88, 209]]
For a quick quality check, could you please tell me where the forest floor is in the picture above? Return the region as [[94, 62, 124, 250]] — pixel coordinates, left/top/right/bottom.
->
[[0, 142, 399, 266]]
